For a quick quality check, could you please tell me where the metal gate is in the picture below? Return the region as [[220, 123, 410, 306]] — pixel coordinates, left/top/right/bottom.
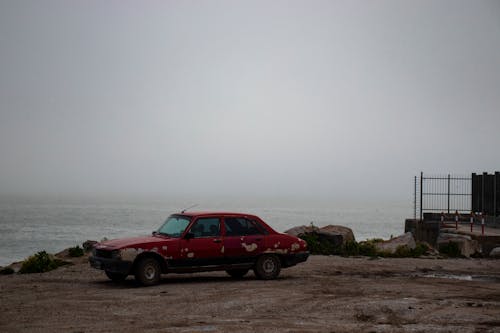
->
[[414, 172, 472, 220]]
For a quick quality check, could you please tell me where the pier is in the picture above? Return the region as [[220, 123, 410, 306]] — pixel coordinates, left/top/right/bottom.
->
[[407, 172, 500, 256]]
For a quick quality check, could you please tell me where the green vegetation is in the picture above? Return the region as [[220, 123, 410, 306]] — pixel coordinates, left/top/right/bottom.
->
[[342, 240, 360, 256], [68, 245, 84, 257], [299, 233, 430, 258], [0, 267, 14, 275], [19, 251, 70, 274], [392, 243, 428, 258], [299, 233, 337, 255], [338, 239, 378, 257]]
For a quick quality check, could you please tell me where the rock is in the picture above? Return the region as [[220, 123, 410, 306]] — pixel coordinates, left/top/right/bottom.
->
[[284, 225, 319, 237], [55, 248, 70, 258], [437, 232, 480, 257], [284, 224, 355, 247], [82, 240, 98, 252], [489, 247, 500, 258], [375, 232, 416, 254], [320, 225, 356, 243], [314, 230, 344, 248], [419, 241, 439, 256]]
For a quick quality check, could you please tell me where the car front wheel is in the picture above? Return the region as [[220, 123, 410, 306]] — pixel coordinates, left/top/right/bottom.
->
[[254, 254, 281, 280], [134, 257, 161, 286]]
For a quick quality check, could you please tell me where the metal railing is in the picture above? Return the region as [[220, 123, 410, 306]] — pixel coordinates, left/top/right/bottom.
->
[[414, 172, 472, 220]]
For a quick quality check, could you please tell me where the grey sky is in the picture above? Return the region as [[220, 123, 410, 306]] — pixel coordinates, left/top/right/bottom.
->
[[1, 0, 499, 200]]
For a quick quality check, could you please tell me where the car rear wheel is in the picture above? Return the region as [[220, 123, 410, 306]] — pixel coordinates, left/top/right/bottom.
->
[[254, 254, 281, 280], [105, 270, 127, 282], [225, 269, 249, 279], [134, 257, 161, 286]]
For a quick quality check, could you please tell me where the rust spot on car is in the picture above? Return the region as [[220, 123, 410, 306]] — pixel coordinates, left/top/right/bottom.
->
[[120, 248, 139, 261], [291, 243, 300, 251], [187, 252, 194, 258], [242, 243, 258, 252]]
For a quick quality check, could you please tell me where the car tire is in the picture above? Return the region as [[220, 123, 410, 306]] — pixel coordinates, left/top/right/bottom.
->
[[225, 269, 249, 279], [105, 270, 127, 282], [254, 254, 281, 280], [134, 257, 161, 286]]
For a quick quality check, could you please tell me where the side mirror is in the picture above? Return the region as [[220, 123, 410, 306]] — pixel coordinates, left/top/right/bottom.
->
[[152, 231, 158, 236], [184, 232, 195, 240]]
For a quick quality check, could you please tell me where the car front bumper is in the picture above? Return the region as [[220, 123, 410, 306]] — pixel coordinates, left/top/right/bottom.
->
[[89, 256, 133, 275], [283, 251, 310, 267]]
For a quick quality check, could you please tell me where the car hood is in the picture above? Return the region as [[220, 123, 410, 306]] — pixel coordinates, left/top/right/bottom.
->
[[95, 235, 170, 250]]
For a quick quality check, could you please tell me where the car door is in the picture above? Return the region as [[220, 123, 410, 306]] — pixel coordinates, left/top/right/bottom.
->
[[222, 216, 267, 264], [178, 217, 224, 267]]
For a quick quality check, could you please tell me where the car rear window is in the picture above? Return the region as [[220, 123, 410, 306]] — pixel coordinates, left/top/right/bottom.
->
[[224, 217, 268, 236]]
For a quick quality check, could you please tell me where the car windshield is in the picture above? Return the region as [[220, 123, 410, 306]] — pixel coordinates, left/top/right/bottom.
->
[[157, 215, 191, 237]]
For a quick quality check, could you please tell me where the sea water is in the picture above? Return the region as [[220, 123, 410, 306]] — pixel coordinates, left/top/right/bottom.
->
[[0, 196, 412, 266]]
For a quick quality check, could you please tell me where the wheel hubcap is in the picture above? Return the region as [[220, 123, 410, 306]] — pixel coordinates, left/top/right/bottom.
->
[[144, 264, 156, 280], [263, 258, 275, 273]]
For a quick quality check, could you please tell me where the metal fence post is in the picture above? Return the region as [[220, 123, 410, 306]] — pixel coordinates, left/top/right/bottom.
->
[[420, 172, 423, 221], [482, 172, 486, 213], [414, 176, 417, 220], [482, 214, 485, 235], [447, 174, 451, 214], [470, 213, 474, 232]]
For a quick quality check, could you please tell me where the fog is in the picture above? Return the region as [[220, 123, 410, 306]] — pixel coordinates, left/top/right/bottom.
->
[[1, 1, 499, 201]]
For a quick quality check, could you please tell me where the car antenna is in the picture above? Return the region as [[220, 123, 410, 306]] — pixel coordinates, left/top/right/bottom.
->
[[181, 204, 198, 213]]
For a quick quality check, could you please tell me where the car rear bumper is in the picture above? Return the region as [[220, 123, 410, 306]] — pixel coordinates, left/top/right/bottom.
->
[[89, 256, 132, 275], [283, 251, 309, 267]]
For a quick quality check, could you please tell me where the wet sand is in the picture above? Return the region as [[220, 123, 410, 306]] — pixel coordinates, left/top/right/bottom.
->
[[1, 255, 499, 332]]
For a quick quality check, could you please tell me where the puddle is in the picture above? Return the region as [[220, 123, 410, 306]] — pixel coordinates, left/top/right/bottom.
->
[[181, 326, 216, 332], [418, 273, 500, 282]]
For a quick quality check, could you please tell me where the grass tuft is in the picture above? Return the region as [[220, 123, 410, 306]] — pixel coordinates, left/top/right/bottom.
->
[[68, 246, 84, 257], [0, 267, 15, 275], [19, 251, 70, 274]]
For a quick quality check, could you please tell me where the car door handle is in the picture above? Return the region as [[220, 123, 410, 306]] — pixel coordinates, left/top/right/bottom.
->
[[255, 238, 262, 241], [213, 239, 222, 243]]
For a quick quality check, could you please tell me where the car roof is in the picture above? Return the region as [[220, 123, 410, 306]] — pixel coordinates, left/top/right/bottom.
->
[[174, 211, 257, 218]]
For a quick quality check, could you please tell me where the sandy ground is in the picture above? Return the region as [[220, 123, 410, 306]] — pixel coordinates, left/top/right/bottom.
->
[[1, 255, 500, 333]]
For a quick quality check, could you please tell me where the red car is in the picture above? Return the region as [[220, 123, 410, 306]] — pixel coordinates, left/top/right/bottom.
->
[[89, 212, 309, 286]]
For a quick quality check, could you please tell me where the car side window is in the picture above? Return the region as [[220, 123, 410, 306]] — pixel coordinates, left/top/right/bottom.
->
[[189, 218, 221, 238], [224, 217, 267, 236]]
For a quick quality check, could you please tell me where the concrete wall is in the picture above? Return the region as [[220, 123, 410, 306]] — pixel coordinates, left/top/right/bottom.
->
[[405, 219, 440, 247]]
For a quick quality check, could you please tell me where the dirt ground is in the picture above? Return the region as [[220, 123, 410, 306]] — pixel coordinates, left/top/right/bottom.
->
[[1, 255, 499, 333]]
